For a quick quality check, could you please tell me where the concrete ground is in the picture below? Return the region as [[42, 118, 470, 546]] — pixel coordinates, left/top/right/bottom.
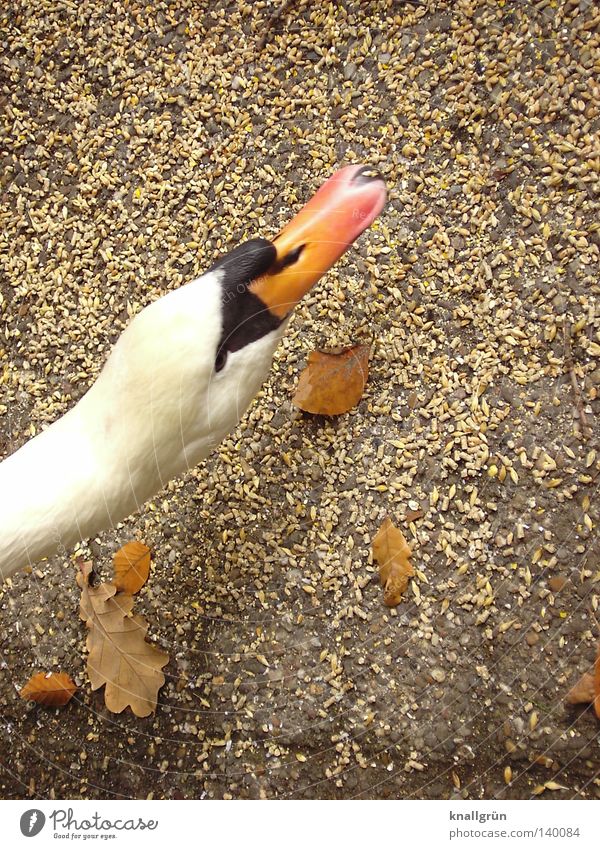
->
[[1, 0, 599, 799]]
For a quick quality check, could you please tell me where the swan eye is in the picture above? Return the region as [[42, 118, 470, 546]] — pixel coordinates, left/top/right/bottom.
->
[[215, 348, 228, 372]]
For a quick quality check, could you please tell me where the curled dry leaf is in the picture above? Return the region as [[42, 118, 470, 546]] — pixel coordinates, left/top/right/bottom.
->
[[565, 641, 600, 719], [596, 647, 600, 719], [566, 672, 596, 706], [113, 540, 151, 594], [19, 671, 77, 707], [292, 344, 370, 415], [372, 517, 414, 607], [77, 562, 168, 718]]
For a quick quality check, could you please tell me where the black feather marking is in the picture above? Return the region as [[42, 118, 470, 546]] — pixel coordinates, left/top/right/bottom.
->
[[209, 238, 282, 367]]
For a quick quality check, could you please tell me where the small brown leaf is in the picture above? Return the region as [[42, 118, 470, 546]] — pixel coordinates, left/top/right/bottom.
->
[[113, 541, 151, 594], [595, 641, 600, 720], [372, 517, 415, 607], [20, 671, 77, 707], [566, 641, 600, 719], [566, 672, 596, 706], [292, 344, 370, 415], [77, 562, 168, 717]]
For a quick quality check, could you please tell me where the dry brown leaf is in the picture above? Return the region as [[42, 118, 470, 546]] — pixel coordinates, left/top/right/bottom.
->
[[19, 671, 77, 707], [77, 562, 168, 717], [113, 541, 151, 594], [595, 642, 600, 720], [566, 641, 600, 719], [372, 517, 414, 607], [566, 672, 596, 705], [292, 344, 370, 415]]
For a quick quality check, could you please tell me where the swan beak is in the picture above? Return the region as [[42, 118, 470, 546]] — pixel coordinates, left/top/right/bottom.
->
[[249, 164, 387, 319]]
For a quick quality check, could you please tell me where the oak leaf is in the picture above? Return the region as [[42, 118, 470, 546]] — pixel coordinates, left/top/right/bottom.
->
[[565, 641, 600, 719], [292, 344, 370, 415], [566, 672, 595, 705], [372, 517, 414, 607], [77, 562, 168, 717], [113, 541, 151, 594], [19, 671, 77, 707], [596, 643, 600, 719]]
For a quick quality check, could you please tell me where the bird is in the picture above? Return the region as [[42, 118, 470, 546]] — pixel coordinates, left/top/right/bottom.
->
[[0, 164, 386, 580]]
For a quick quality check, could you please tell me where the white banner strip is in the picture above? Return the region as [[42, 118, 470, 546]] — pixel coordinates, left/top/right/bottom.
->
[[1, 799, 599, 848]]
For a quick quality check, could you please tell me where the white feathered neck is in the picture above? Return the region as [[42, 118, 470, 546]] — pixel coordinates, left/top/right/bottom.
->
[[0, 270, 284, 579]]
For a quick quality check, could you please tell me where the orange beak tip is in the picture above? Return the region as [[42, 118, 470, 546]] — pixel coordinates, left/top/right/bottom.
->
[[251, 164, 387, 318]]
